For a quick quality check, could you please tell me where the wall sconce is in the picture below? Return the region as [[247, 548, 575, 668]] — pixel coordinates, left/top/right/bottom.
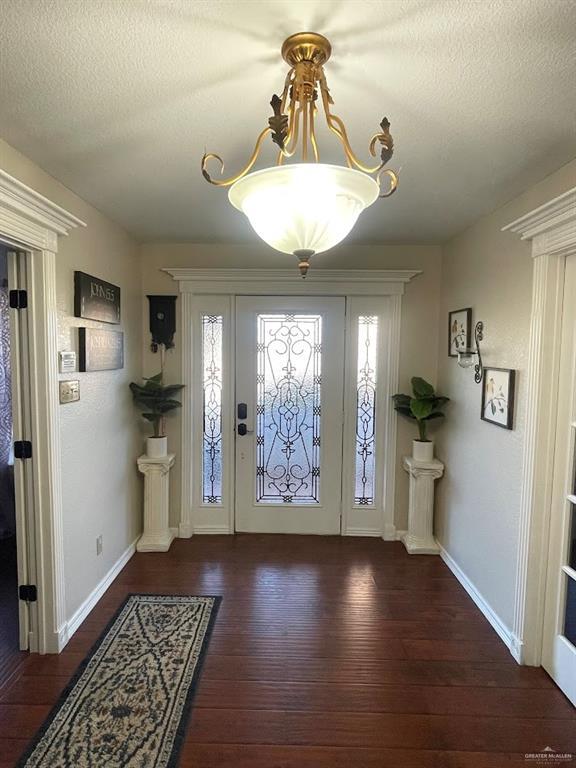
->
[[458, 321, 484, 383]]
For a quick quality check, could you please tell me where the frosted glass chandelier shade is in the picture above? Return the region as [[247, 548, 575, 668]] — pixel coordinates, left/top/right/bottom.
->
[[229, 164, 380, 256]]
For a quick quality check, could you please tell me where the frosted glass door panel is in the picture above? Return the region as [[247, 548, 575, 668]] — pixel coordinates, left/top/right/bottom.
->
[[256, 314, 322, 504], [235, 297, 345, 534]]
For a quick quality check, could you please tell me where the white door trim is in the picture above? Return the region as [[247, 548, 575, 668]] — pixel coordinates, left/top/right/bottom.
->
[[164, 268, 419, 295], [502, 186, 576, 665], [165, 268, 419, 540], [0, 169, 86, 653]]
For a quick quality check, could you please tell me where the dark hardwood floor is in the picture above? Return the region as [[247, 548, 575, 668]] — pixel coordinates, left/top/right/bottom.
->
[[0, 535, 574, 767]]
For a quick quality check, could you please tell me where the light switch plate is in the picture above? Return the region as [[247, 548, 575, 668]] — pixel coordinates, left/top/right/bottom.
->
[[59, 379, 80, 404]]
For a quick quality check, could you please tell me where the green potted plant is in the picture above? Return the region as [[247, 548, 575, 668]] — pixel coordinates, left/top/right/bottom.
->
[[392, 377, 449, 461], [129, 372, 184, 458]]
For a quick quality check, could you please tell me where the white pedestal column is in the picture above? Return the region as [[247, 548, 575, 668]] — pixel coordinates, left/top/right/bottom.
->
[[137, 454, 175, 552], [401, 455, 444, 555]]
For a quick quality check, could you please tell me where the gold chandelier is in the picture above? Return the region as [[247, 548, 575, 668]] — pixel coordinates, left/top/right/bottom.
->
[[201, 32, 398, 276]]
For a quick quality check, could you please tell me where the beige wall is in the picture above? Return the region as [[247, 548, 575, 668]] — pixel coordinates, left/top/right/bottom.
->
[[0, 138, 142, 620], [140, 242, 443, 531], [436, 158, 576, 630]]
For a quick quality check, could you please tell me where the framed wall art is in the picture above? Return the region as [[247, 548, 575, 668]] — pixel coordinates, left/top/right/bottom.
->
[[74, 271, 121, 324], [481, 367, 516, 430], [78, 328, 124, 372], [448, 308, 472, 357]]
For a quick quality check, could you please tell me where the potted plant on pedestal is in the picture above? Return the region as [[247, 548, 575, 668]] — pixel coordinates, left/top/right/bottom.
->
[[129, 372, 184, 458], [392, 377, 449, 461]]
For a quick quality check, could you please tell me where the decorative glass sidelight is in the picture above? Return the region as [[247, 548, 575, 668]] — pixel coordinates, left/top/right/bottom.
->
[[256, 314, 322, 504], [202, 315, 223, 504], [354, 316, 378, 505]]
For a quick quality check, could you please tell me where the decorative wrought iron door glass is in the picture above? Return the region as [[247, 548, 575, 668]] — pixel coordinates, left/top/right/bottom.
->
[[355, 316, 378, 504], [256, 314, 322, 504], [202, 315, 223, 503]]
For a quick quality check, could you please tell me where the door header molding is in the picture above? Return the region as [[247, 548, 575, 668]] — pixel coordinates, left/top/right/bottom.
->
[[163, 268, 421, 296], [0, 169, 85, 251], [503, 187, 576, 259]]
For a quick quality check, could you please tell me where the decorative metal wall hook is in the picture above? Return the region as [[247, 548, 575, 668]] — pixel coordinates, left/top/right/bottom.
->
[[458, 321, 484, 383]]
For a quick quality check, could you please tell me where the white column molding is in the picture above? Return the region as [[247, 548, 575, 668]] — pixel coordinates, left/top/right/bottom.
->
[[137, 454, 176, 552], [28, 249, 69, 652], [0, 168, 86, 653], [401, 456, 444, 554], [382, 293, 402, 540], [502, 186, 576, 665], [178, 292, 194, 538]]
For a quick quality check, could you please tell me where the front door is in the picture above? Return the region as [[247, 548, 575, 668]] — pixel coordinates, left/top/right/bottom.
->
[[234, 297, 345, 533], [191, 291, 392, 537], [542, 254, 576, 706]]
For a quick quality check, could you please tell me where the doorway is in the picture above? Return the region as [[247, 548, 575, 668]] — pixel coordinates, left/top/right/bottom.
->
[[0, 244, 19, 682], [0, 244, 36, 679], [542, 253, 576, 706], [187, 288, 399, 537]]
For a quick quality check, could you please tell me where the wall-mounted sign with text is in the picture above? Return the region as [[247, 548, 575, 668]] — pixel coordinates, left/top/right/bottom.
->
[[79, 328, 124, 371], [74, 271, 120, 324]]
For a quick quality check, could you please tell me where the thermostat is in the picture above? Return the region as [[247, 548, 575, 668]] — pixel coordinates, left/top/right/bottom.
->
[[59, 351, 77, 374]]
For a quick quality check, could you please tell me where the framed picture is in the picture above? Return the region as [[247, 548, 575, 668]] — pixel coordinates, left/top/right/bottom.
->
[[448, 308, 472, 357], [74, 271, 121, 324], [481, 367, 516, 430], [78, 328, 124, 372]]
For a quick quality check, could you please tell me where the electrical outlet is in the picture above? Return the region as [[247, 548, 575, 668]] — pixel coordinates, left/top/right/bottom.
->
[[96, 535, 103, 556]]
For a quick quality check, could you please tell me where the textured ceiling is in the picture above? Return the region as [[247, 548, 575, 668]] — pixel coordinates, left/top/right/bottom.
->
[[0, 0, 575, 244]]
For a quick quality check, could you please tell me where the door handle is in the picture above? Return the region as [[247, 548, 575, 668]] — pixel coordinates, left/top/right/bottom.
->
[[237, 423, 254, 436]]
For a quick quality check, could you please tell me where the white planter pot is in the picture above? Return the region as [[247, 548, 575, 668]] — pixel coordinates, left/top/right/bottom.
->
[[412, 439, 434, 462], [146, 436, 168, 458]]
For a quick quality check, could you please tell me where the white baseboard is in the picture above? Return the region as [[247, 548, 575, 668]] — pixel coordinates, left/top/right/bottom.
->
[[510, 633, 524, 663], [437, 541, 513, 654], [383, 522, 397, 541], [345, 527, 382, 537], [193, 524, 232, 534], [395, 529, 407, 541], [64, 537, 138, 643], [178, 521, 193, 538]]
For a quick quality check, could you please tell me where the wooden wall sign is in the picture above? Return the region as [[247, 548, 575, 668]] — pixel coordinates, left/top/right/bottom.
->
[[79, 328, 124, 372], [74, 271, 120, 324]]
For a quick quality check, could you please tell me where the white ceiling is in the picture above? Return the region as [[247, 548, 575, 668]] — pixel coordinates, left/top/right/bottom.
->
[[0, 0, 575, 244]]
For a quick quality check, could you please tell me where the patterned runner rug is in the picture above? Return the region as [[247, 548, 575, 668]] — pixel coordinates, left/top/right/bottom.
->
[[17, 594, 220, 768]]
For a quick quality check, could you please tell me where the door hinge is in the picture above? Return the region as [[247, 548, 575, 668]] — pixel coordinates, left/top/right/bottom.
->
[[14, 440, 32, 460], [19, 584, 37, 602], [9, 289, 28, 309]]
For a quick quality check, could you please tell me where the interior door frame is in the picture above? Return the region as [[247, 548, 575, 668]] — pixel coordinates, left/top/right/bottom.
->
[[503, 186, 576, 666], [0, 169, 85, 653], [6, 248, 37, 650], [541, 252, 576, 703], [165, 268, 420, 540]]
